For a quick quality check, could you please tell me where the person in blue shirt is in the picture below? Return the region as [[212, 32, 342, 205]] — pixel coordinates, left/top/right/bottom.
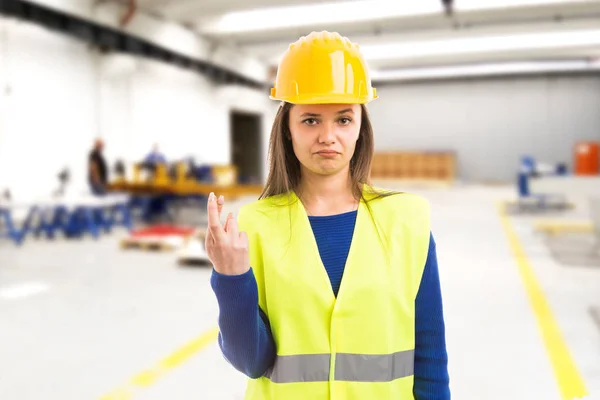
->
[[144, 143, 166, 165]]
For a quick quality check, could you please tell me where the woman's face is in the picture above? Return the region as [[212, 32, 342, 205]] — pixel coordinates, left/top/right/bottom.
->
[[288, 103, 362, 177]]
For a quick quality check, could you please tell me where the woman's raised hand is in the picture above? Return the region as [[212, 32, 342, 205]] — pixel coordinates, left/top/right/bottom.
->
[[205, 192, 250, 276]]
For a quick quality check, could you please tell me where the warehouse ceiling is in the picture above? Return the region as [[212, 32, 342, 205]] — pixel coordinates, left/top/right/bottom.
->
[[134, 0, 600, 78]]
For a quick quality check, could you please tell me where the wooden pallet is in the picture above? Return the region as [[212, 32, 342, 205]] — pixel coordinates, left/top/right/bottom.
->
[[371, 151, 456, 182], [120, 238, 177, 251], [119, 226, 206, 252], [178, 257, 211, 267]]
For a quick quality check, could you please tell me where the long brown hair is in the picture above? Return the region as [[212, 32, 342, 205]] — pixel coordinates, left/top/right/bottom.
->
[[259, 102, 398, 204]]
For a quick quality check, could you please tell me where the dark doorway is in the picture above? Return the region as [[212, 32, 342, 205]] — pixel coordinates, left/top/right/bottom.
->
[[230, 111, 263, 184]]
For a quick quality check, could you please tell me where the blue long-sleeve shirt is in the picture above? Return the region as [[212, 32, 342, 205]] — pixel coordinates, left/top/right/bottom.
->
[[210, 210, 450, 399]]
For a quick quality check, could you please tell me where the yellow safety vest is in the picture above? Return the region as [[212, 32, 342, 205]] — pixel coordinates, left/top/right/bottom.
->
[[237, 186, 431, 400]]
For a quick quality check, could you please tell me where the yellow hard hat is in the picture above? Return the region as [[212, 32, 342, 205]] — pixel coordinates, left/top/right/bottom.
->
[[270, 31, 378, 105]]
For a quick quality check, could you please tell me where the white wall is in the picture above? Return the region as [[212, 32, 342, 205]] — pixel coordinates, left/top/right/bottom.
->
[[0, 17, 8, 196], [101, 57, 229, 166], [368, 75, 600, 182], [0, 17, 274, 201], [0, 17, 97, 200]]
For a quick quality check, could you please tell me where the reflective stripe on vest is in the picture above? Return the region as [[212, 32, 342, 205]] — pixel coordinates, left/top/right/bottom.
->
[[265, 349, 414, 383]]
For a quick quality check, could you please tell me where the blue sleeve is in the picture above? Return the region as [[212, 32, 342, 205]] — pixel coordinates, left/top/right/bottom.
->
[[210, 268, 276, 379], [413, 233, 451, 399]]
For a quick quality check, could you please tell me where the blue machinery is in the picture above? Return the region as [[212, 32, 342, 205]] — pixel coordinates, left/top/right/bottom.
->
[[0, 161, 263, 245], [0, 196, 132, 246], [516, 156, 569, 210]]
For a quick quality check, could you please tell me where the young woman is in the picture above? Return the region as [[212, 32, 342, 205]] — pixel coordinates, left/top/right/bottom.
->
[[206, 31, 450, 399]]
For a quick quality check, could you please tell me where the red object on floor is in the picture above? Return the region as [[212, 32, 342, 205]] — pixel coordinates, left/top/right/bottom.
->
[[130, 224, 196, 238]]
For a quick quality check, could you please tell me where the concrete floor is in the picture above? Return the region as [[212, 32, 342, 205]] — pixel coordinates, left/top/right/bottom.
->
[[1, 183, 599, 400]]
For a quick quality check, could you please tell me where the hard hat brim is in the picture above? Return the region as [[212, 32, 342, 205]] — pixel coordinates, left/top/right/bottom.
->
[[269, 92, 378, 105]]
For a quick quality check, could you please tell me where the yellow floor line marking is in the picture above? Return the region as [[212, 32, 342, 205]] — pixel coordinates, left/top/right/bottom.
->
[[99, 327, 219, 400], [497, 203, 588, 400]]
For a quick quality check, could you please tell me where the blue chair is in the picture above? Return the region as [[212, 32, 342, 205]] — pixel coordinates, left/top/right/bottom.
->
[[0, 205, 37, 245]]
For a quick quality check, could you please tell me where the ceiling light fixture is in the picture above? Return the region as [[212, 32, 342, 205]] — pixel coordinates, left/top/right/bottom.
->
[[359, 29, 600, 61], [370, 59, 600, 81], [456, 0, 593, 12], [198, 1, 441, 34]]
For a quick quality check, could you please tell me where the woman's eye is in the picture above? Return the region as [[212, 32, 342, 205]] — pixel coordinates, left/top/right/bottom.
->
[[303, 118, 318, 125], [339, 117, 352, 125]]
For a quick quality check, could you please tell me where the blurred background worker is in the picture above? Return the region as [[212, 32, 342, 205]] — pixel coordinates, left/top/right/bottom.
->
[[144, 143, 167, 165], [88, 138, 108, 195]]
